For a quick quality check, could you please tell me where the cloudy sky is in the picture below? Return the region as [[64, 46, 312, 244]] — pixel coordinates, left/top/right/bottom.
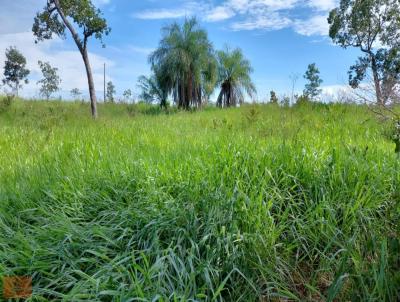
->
[[0, 0, 360, 101]]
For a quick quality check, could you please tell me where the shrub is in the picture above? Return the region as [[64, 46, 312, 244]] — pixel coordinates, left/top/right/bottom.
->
[[0, 94, 14, 112]]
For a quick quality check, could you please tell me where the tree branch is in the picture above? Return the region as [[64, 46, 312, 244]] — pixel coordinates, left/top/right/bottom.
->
[[53, 0, 84, 53]]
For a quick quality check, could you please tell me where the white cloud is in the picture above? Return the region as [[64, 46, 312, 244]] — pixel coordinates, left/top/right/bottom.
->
[[231, 13, 292, 31], [133, 0, 338, 37], [320, 84, 356, 103], [321, 84, 352, 95], [307, 0, 338, 11], [294, 15, 330, 36], [227, 0, 298, 12], [132, 2, 206, 20], [0, 32, 114, 98], [204, 6, 235, 22], [134, 8, 190, 20]]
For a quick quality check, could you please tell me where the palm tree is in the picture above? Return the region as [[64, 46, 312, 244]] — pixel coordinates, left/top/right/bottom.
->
[[216, 47, 256, 107], [149, 18, 217, 109]]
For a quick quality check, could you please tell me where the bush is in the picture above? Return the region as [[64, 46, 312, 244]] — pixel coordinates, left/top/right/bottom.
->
[[295, 94, 310, 106], [0, 94, 14, 112], [126, 102, 179, 116], [383, 120, 400, 154]]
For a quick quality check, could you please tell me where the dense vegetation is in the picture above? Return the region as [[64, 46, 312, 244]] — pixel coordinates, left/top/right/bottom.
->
[[0, 99, 399, 301]]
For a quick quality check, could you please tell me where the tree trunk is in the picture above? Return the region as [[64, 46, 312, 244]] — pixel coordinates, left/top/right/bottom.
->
[[370, 55, 383, 105], [227, 82, 232, 107], [81, 49, 98, 118], [187, 71, 193, 109], [216, 89, 223, 108], [53, 0, 98, 119]]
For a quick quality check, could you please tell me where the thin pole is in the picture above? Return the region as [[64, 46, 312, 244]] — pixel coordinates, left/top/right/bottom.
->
[[103, 63, 106, 102]]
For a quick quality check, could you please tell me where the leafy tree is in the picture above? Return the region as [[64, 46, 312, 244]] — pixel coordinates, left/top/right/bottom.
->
[[33, 0, 111, 118], [2, 46, 30, 96], [149, 18, 217, 109], [281, 95, 290, 107], [106, 81, 115, 103], [137, 73, 168, 108], [303, 63, 323, 99], [70, 88, 82, 100], [122, 89, 132, 102], [216, 47, 256, 107], [328, 0, 400, 104], [270, 90, 278, 104], [37, 61, 61, 100]]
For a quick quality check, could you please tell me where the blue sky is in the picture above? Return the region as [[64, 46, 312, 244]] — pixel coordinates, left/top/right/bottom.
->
[[0, 0, 360, 101]]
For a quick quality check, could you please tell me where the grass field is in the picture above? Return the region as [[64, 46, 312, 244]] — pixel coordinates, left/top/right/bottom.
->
[[0, 99, 399, 301]]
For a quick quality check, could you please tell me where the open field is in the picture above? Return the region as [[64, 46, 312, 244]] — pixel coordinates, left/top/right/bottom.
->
[[0, 100, 399, 301]]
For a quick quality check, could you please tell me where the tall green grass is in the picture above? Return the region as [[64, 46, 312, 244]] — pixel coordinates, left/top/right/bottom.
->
[[0, 100, 399, 301]]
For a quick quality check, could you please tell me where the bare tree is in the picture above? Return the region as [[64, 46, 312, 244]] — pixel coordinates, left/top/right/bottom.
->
[[289, 73, 299, 104]]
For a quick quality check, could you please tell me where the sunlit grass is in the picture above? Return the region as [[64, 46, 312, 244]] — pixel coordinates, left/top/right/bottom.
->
[[0, 99, 399, 301]]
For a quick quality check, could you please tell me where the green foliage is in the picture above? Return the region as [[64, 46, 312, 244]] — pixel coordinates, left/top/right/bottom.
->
[[281, 95, 290, 107], [2, 46, 30, 95], [383, 120, 400, 154], [137, 74, 168, 107], [295, 94, 311, 106], [242, 104, 261, 125], [216, 47, 256, 108], [149, 18, 216, 109], [70, 88, 82, 100], [395, 123, 400, 153], [37, 61, 62, 100], [328, 0, 400, 104], [131, 102, 177, 115], [106, 81, 115, 103], [122, 89, 132, 103], [33, 0, 111, 118], [303, 63, 323, 99], [0, 94, 15, 112], [0, 100, 399, 301], [270, 90, 278, 104], [33, 0, 110, 47]]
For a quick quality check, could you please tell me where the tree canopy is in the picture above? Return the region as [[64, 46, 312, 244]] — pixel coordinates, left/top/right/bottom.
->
[[328, 0, 400, 104], [70, 88, 82, 100], [106, 81, 115, 103], [270, 90, 278, 104], [37, 61, 61, 100], [123, 89, 132, 102], [149, 18, 217, 109], [216, 47, 256, 107], [303, 63, 323, 99]]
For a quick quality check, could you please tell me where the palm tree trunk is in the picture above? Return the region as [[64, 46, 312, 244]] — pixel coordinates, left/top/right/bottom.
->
[[180, 79, 185, 109], [217, 89, 224, 108], [227, 82, 232, 107], [188, 71, 193, 109]]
